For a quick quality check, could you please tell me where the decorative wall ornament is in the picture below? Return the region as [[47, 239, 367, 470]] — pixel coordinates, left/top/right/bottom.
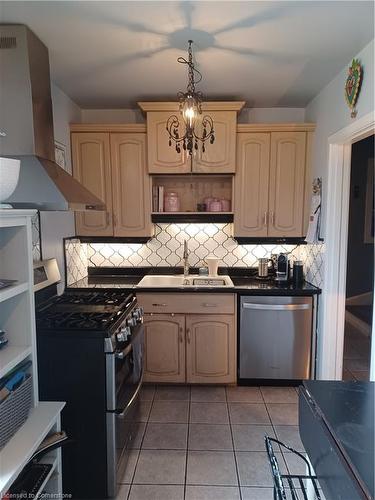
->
[[54, 140, 67, 170], [166, 40, 215, 155], [344, 58, 362, 118]]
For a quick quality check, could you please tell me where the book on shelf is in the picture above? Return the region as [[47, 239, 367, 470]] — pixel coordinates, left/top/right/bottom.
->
[[158, 186, 164, 212]]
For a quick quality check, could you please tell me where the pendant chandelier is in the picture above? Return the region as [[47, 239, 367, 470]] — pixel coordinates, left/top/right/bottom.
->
[[166, 40, 215, 156]]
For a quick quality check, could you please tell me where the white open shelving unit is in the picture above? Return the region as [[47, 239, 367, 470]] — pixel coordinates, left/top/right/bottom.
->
[[0, 210, 64, 497]]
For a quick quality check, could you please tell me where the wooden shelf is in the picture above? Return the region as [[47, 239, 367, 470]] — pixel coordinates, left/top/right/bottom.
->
[[0, 345, 32, 379], [152, 212, 234, 223], [0, 282, 28, 304], [0, 401, 65, 496]]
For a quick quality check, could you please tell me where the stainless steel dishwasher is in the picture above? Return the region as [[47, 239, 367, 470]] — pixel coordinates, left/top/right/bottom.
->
[[239, 296, 314, 381]]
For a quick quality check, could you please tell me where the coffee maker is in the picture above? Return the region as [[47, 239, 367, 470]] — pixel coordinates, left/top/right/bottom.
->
[[275, 253, 289, 283]]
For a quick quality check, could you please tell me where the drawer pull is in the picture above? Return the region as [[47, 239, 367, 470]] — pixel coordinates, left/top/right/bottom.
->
[[187, 328, 191, 343], [179, 327, 184, 343], [152, 303, 167, 307], [202, 303, 217, 308]]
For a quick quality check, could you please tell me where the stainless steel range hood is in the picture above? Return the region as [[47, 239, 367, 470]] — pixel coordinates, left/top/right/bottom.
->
[[0, 25, 104, 211]]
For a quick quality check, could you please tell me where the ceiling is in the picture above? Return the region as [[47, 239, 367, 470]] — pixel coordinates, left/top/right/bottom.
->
[[1, 1, 374, 108]]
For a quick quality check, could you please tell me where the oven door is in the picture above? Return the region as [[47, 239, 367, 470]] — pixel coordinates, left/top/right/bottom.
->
[[106, 323, 144, 497]]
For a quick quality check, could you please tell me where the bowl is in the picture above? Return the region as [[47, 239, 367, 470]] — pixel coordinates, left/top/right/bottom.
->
[[0, 157, 20, 207]]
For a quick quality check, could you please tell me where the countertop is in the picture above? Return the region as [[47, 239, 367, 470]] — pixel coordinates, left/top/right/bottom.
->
[[67, 268, 321, 295], [302, 380, 374, 499]]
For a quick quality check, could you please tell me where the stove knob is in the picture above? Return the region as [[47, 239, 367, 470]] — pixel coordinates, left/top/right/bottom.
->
[[127, 317, 137, 327], [117, 326, 131, 342]]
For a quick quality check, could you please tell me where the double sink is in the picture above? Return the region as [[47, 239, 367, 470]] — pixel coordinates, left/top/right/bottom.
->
[[136, 274, 234, 288]]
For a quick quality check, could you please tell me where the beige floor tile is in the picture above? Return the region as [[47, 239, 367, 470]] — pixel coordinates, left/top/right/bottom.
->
[[155, 385, 191, 400], [139, 385, 155, 401], [260, 386, 298, 403], [116, 483, 130, 499], [142, 423, 188, 449], [241, 487, 274, 500], [189, 423, 233, 451], [283, 451, 310, 476], [134, 400, 152, 423], [274, 425, 305, 453], [191, 386, 226, 402], [118, 449, 139, 484], [187, 450, 238, 486], [133, 449, 186, 484], [128, 484, 184, 500], [149, 400, 189, 423], [228, 403, 270, 425], [236, 451, 286, 487], [186, 485, 241, 500], [231, 425, 275, 451], [226, 386, 263, 403], [129, 422, 146, 449], [190, 402, 229, 424], [267, 404, 298, 425]]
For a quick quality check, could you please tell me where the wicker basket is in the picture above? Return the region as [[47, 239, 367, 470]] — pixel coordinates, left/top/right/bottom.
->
[[0, 375, 33, 449]]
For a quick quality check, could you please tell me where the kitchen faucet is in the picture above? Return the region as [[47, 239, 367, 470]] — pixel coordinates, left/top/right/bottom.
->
[[183, 239, 189, 282]]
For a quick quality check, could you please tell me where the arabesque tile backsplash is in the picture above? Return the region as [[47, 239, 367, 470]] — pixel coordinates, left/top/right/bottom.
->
[[65, 224, 325, 288]]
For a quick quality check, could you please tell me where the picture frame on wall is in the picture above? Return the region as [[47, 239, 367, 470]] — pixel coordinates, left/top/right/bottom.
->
[[55, 140, 67, 170], [364, 158, 374, 244]]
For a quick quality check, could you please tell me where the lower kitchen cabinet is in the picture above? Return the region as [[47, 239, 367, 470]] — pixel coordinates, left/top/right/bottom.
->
[[143, 314, 185, 383], [139, 292, 237, 384], [186, 315, 236, 384]]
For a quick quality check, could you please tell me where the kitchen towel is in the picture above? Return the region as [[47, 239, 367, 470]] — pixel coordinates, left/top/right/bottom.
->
[[305, 193, 321, 244]]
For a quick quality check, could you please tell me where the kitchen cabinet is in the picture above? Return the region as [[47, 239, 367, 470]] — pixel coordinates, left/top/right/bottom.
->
[[138, 102, 244, 174], [234, 126, 314, 238], [138, 293, 236, 384], [71, 132, 113, 236], [186, 315, 236, 384], [110, 133, 151, 237], [143, 314, 185, 383], [71, 126, 152, 238]]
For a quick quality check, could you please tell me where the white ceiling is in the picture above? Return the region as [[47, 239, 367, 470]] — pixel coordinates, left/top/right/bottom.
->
[[1, 1, 374, 108]]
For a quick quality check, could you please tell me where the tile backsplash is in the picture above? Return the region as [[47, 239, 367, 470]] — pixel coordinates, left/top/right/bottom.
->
[[65, 223, 325, 288]]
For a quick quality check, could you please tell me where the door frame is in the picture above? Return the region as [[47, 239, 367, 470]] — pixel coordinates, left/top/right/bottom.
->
[[321, 111, 375, 380]]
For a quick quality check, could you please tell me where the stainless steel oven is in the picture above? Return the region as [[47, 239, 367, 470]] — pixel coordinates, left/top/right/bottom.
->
[[106, 322, 144, 497]]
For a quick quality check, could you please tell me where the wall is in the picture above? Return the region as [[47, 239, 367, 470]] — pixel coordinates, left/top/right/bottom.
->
[[346, 135, 374, 297], [305, 39, 375, 235], [80, 107, 306, 124], [38, 83, 81, 292]]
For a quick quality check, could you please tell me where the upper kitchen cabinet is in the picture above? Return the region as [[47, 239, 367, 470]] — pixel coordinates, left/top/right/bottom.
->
[[110, 133, 151, 237], [234, 125, 315, 239], [71, 125, 152, 238], [71, 132, 113, 236], [138, 102, 245, 174]]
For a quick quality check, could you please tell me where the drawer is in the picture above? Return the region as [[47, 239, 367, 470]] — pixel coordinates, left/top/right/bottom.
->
[[137, 293, 236, 315]]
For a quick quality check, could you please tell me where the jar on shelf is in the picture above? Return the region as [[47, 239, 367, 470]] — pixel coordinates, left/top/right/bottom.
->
[[164, 191, 180, 212]]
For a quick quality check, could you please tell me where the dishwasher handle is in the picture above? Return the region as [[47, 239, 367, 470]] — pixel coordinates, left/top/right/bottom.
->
[[242, 303, 311, 311]]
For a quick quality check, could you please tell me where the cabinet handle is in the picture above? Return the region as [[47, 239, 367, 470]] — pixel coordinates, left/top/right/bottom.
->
[[263, 211, 268, 227], [270, 211, 275, 225], [152, 303, 167, 307], [202, 303, 217, 308], [171, 313, 175, 317], [179, 327, 184, 343], [187, 328, 191, 343]]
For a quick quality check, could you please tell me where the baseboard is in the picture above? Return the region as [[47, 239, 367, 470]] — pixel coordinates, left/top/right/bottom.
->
[[346, 291, 373, 306]]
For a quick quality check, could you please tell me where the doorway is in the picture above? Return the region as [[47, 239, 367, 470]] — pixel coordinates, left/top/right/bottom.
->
[[342, 135, 374, 381]]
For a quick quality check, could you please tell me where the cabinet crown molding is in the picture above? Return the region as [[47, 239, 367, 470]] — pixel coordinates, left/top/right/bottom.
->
[[138, 101, 246, 112], [70, 123, 147, 133], [237, 123, 316, 133]]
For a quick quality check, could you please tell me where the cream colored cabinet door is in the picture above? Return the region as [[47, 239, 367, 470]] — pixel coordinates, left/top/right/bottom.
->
[[186, 315, 236, 384], [268, 132, 307, 237], [234, 133, 270, 237], [193, 111, 237, 173], [71, 132, 113, 236], [110, 133, 152, 237], [147, 112, 191, 173], [143, 314, 186, 383]]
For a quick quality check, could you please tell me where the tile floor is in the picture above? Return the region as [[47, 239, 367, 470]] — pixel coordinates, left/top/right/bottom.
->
[[116, 385, 322, 500], [343, 321, 372, 381]]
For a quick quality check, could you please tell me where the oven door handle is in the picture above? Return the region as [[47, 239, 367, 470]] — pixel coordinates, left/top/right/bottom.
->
[[115, 344, 132, 360], [117, 368, 144, 419]]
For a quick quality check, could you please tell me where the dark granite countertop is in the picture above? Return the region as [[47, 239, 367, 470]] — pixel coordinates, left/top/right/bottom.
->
[[67, 267, 321, 295]]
